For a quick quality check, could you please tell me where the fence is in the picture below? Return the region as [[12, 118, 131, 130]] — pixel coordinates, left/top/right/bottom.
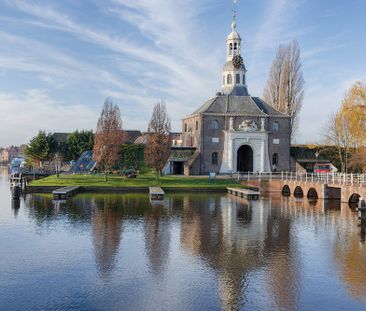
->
[[234, 171, 366, 186]]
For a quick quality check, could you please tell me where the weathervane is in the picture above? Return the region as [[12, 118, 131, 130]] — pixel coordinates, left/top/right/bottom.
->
[[232, 0, 238, 30]]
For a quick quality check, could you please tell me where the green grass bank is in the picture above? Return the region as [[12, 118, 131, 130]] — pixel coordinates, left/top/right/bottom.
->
[[29, 172, 243, 189]]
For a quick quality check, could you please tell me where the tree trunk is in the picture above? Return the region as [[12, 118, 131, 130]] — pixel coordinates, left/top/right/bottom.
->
[[105, 170, 108, 182]]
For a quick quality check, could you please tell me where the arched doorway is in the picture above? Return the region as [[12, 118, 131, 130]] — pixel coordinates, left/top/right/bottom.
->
[[237, 145, 253, 172]]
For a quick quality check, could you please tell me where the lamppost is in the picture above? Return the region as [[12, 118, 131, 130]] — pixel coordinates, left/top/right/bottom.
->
[[315, 150, 319, 174]]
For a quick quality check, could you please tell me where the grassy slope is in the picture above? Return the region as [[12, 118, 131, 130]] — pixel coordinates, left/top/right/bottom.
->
[[30, 172, 242, 188]]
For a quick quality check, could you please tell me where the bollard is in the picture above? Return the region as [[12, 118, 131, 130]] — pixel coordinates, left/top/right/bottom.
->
[[357, 196, 366, 222], [11, 183, 21, 199]]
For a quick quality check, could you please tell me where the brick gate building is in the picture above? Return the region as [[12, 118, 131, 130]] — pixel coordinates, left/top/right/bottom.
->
[[181, 9, 291, 175]]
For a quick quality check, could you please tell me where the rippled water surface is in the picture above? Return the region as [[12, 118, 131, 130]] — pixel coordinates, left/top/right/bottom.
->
[[1, 167, 366, 310]]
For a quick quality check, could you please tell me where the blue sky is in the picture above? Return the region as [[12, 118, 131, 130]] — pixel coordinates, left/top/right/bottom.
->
[[0, 0, 365, 146]]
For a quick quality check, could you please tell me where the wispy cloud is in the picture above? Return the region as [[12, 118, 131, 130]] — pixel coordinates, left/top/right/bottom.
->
[[251, 0, 306, 52], [6, 0, 219, 96], [0, 0, 365, 146], [1, 0, 223, 136], [0, 90, 98, 146]]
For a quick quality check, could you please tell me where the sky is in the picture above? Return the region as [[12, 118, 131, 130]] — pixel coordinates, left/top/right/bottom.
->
[[0, 0, 365, 147]]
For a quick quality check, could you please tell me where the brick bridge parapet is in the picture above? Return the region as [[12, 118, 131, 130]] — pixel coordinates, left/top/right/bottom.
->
[[238, 172, 366, 204]]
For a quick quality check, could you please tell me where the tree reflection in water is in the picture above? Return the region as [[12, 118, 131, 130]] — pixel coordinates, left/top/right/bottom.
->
[[22, 190, 366, 309], [144, 201, 171, 276]]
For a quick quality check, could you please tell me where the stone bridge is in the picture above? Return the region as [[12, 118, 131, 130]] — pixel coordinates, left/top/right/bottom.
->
[[241, 172, 366, 206]]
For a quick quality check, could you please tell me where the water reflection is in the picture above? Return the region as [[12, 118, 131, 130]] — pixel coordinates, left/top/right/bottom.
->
[[2, 183, 364, 310], [144, 203, 171, 275], [180, 195, 299, 310], [334, 217, 366, 299], [90, 196, 124, 279], [360, 222, 366, 243], [11, 199, 20, 217]]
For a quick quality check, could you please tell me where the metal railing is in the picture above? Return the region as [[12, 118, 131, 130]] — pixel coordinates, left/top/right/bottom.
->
[[234, 171, 366, 186]]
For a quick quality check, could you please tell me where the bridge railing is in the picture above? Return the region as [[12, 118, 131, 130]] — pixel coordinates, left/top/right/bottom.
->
[[234, 171, 366, 186]]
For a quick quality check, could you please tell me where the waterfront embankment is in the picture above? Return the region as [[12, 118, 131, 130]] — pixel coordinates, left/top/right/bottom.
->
[[27, 173, 254, 193]]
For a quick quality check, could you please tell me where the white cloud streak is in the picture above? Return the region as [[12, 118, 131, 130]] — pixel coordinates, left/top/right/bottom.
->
[[0, 90, 98, 146], [0, 0, 364, 147]]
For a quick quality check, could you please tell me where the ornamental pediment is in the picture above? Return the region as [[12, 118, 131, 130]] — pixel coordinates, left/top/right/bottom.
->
[[237, 120, 258, 132]]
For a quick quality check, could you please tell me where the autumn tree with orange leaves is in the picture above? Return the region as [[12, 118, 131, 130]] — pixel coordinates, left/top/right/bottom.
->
[[144, 102, 171, 180], [93, 99, 124, 181], [325, 81, 366, 172]]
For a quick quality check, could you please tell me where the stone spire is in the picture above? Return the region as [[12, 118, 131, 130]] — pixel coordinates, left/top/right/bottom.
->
[[221, 0, 248, 96]]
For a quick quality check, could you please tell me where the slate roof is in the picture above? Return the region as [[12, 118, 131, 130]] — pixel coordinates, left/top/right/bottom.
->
[[123, 130, 142, 143], [190, 95, 288, 117]]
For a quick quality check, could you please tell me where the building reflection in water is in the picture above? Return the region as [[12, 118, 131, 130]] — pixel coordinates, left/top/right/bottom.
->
[[180, 193, 299, 311], [23, 189, 366, 307]]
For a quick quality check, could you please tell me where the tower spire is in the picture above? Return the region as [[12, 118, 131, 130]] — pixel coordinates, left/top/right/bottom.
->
[[232, 0, 237, 31], [222, 0, 248, 96]]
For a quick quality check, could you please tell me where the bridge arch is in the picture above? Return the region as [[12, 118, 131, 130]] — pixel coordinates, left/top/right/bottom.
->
[[307, 188, 318, 199], [348, 193, 361, 209], [282, 185, 291, 197], [294, 186, 304, 198]]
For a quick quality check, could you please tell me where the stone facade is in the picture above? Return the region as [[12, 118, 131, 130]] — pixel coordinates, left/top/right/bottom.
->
[[181, 12, 291, 175]]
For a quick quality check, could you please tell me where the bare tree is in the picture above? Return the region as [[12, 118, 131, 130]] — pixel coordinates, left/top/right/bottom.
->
[[93, 99, 124, 181], [144, 102, 171, 180], [148, 101, 171, 134], [263, 40, 304, 139], [263, 45, 287, 111]]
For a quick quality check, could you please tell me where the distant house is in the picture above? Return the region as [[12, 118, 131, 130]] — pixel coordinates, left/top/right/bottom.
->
[[290, 145, 337, 173], [0, 145, 27, 163]]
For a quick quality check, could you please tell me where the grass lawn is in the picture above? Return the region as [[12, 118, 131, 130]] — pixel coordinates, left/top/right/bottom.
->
[[30, 172, 243, 189]]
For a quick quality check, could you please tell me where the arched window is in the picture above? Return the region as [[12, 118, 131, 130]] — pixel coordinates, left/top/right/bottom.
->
[[223, 76, 225, 85], [227, 74, 232, 85], [272, 153, 279, 166], [212, 120, 219, 130], [272, 121, 279, 132], [236, 73, 240, 84], [195, 121, 198, 130], [229, 43, 233, 55], [184, 123, 187, 132], [234, 42, 237, 50], [212, 152, 218, 165], [243, 74, 246, 85]]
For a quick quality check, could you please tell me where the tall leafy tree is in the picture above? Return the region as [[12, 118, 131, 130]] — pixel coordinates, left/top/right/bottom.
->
[[25, 131, 56, 168], [263, 40, 304, 139], [64, 130, 94, 161], [144, 102, 171, 180], [341, 81, 366, 147], [120, 143, 145, 169], [93, 99, 124, 181], [326, 81, 366, 172]]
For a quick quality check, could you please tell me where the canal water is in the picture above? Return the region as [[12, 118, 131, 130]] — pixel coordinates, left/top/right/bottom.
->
[[1, 168, 366, 311]]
